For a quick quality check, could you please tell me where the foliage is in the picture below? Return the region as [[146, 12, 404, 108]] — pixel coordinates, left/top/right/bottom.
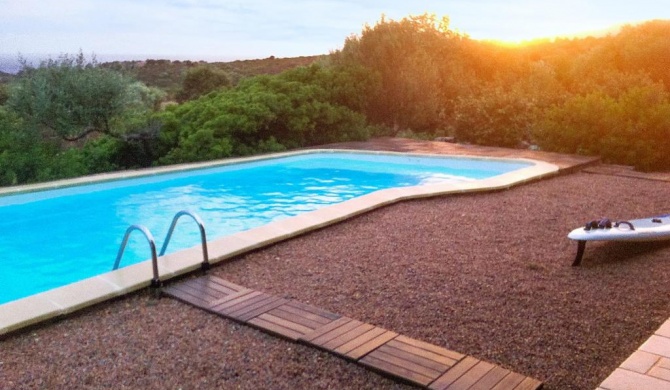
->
[[5, 18, 670, 186], [0, 84, 9, 105], [0, 107, 41, 185], [7, 53, 163, 143], [0, 104, 129, 185], [332, 13, 465, 133], [452, 85, 535, 147], [567, 21, 670, 92], [1, 53, 168, 184], [176, 66, 231, 103], [100, 55, 324, 98], [8, 53, 127, 141], [330, 15, 670, 170], [452, 61, 566, 147], [535, 80, 670, 170], [157, 64, 371, 164]]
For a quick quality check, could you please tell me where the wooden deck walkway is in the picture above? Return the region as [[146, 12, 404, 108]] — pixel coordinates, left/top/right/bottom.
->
[[163, 275, 543, 390]]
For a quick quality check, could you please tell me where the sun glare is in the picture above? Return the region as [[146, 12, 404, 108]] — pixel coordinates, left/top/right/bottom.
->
[[468, 22, 628, 47]]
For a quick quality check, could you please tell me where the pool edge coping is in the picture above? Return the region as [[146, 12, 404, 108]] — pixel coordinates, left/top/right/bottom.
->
[[0, 150, 558, 337]]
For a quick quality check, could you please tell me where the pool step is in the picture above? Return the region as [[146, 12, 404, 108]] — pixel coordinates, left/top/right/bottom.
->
[[163, 275, 543, 390]]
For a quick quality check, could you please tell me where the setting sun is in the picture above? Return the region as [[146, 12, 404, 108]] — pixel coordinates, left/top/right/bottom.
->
[[480, 25, 621, 46], [475, 22, 628, 46], [441, 1, 666, 46]]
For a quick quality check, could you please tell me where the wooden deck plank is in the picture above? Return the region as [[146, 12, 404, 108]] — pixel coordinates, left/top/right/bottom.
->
[[490, 372, 526, 390], [362, 348, 444, 380], [334, 326, 387, 356], [187, 275, 245, 296], [385, 339, 461, 367], [299, 317, 354, 343], [321, 323, 375, 351], [360, 354, 435, 386], [448, 360, 496, 389], [234, 298, 289, 322], [252, 312, 314, 335], [163, 276, 249, 308], [209, 290, 263, 312], [282, 300, 341, 321], [373, 343, 453, 374], [469, 366, 512, 390], [169, 277, 244, 305], [271, 303, 338, 326], [172, 282, 237, 305], [265, 307, 329, 330], [512, 377, 543, 390], [344, 330, 398, 360], [161, 284, 212, 308], [247, 316, 305, 341], [394, 335, 465, 361], [167, 282, 221, 303], [225, 294, 284, 316], [205, 288, 255, 309], [223, 295, 288, 322], [428, 356, 480, 390], [304, 318, 363, 346]]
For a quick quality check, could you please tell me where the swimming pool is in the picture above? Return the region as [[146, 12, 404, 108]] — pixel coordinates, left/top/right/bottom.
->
[[0, 150, 536, 305]]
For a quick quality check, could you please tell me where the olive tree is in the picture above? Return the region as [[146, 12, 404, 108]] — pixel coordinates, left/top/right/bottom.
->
[[7, 52, 163, 142]]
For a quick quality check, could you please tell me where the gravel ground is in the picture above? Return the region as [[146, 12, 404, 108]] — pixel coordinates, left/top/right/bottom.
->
[[2, 169, 670, 389]]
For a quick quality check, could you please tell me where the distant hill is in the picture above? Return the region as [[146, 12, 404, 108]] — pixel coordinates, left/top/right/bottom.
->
[[101, 55, 326, 96], [0, 71, 14, 83], [0, 54, 325, 94]]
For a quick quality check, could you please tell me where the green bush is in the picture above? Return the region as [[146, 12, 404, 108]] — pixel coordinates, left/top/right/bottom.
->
[[535, 82, 670, 170], [156, 67, 372, 165]]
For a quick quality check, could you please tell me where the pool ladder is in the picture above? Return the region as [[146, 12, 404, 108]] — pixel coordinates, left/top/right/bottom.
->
[[112, 210, 210, 288]]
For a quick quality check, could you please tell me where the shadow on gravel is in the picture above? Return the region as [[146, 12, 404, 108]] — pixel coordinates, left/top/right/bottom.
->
[[578, 240, 670, 266]]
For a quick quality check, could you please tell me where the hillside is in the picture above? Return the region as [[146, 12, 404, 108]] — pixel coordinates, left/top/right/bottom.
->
[[101, 55, 325, 95]]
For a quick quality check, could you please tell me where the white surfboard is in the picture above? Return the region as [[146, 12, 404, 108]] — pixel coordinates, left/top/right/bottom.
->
[[568, 214, 670, 242], [568, 214, 670, 266]]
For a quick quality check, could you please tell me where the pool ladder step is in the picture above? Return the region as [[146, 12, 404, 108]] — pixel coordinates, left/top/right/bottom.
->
[[112, 210, 210, 287]]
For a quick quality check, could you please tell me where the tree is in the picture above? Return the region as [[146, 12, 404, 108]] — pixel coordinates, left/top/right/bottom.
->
[[176, 65, 231, 103], [535, 80, 670, 170], [0, 107, 41, 185], [157, 67, 371, 165], [452, 61, 565, 147], [7, 52, 162, 142], [332, 13, 466, 133]]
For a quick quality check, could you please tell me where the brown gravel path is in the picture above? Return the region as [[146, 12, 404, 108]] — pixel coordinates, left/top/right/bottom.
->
[[2, 143, 669, 389], [208, 172, 670, 389]]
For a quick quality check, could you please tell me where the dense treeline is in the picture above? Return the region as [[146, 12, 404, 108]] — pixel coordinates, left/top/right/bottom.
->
[[331, 15, 670, 170], [2, 15, 670, 186]]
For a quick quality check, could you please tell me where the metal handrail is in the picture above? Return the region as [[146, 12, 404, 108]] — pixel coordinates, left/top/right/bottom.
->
[[159, 210, 210, 271], [112, 224, 161, 288]]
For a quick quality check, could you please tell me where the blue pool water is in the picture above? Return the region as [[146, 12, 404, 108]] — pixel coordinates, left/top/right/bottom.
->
[[0, 151, 531, 304]]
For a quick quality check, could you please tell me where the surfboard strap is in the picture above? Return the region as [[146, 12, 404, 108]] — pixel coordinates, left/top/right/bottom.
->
[[584, 218, 612, 231], [583, 218, 635, 231], [614, 221, 635, 230]]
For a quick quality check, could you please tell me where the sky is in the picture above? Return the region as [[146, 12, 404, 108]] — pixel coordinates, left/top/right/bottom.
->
[[1, 0, 669, 63]]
